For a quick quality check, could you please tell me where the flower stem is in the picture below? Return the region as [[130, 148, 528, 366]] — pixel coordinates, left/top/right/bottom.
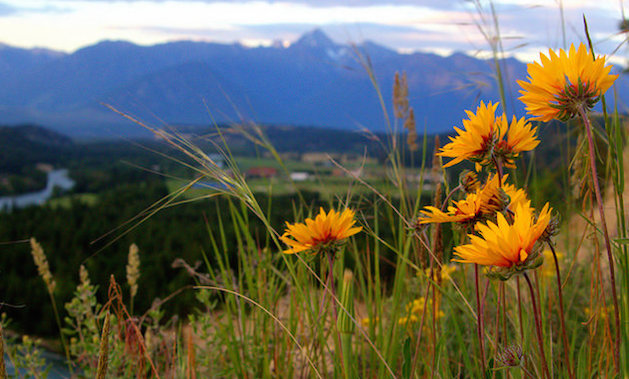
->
[[577, 106, 621, 374], [492, 154, 504, 187], [326, 252, 344, 375], [516, 276, 524, 341], [523, 272, 551, 379], [475, 264, 486, 375], [440, 184, 461, 212], [547, 242, 574, 378], [48, 291, 72, 374]]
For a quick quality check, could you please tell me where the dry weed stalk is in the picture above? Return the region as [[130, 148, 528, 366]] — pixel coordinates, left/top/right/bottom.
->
[[30, 238, 55, 294], [0, 323, 6, 379], [96, 311, 111, 379], [126, 243, 141, 314]]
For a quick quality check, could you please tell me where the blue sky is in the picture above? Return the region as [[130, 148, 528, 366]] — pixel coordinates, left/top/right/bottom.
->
[[0, 0, 626, 63]]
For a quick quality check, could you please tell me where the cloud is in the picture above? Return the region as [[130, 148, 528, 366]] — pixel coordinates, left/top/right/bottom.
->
[[125, 21, 488, 56], [0, 0, 624, 62]]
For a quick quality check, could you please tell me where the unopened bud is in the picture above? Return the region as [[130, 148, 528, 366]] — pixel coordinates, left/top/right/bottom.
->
[[541, 212, 561, 242], [459, 170, 480, 193], [498, 345, 523, 367]]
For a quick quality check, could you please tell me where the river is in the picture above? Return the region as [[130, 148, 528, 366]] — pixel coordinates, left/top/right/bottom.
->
[[0, 169, 75, 210]]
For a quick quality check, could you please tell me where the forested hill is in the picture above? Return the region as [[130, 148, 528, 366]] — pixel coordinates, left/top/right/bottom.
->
[[0, 124, 73, 172]]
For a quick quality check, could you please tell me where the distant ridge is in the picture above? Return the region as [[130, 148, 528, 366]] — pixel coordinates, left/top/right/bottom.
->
[[0, 124, 73, 172], [0, 30, 627, 138]]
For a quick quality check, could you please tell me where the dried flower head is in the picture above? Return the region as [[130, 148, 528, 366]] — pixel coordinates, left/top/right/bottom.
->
[[404, 108, 418, 151], [30, 238, 55, 294], [393, 71, 409, 119], [79, 264, 91, 286], [126, 243, 140, 298], [518, 43, 617, 122]]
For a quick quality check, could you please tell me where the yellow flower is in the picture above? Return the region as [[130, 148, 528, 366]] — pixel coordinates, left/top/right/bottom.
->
[[502, 181, 530, 211], [540, 249, 564, 278], [494, 114, 540, 167], [477, 174, 507, 214], [423, 264, 457, 282], [361, 317, 379, 327], [419, 174, 505, 225], [439, 102, 539, 169], [418, 193, 483, 225], [281, 208, 362, 254], [398, 297, 444, 326], [439, 101, 502, 168], [453, 202, 552, 268], [518, 43, 618, 122], [504, 115, 540, 153], [397, 315, 419, 325]]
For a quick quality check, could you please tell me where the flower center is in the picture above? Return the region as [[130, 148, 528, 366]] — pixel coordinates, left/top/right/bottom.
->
[[551, 79, 600, 121]]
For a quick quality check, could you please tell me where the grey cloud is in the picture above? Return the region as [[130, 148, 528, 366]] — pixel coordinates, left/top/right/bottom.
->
[[126, 21, 480, 53]]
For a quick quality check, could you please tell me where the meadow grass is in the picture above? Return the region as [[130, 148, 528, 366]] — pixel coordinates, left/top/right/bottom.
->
[[1, 12, 628, 379]]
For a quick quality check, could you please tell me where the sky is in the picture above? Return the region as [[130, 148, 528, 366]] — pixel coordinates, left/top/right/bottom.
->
[[0, 0, 627, 63]]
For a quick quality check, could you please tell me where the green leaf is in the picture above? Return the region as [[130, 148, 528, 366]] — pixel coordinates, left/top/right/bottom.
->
[[402, 336, 412, 379]]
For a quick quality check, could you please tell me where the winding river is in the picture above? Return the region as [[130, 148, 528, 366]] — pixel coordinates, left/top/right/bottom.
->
[[0, 169, 75, 210]]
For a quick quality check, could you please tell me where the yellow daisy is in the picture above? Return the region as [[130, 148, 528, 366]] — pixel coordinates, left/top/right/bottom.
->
[[477, 174, 506, 214], [439, 102, 539, 169], [453, 202, 551, 268], [494, 114, 540, 167], [418, 193, 484, 225], [281, 208, 362, 254], [419, 174, 505, 225], [439, 101, 503, 168], [518, 43, 617, 122], [503, 182, 530, 211]]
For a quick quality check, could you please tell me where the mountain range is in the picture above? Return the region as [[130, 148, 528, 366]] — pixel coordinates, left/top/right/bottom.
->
[[0, 29, 627, 138]]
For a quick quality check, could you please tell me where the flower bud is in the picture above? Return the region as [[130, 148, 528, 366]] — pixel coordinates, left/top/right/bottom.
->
[[497, 345, 523, 367]]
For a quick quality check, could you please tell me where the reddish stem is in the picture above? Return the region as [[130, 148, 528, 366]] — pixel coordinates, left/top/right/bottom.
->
[[548, 242, 574, 378], [475, 264, 486, 375], [523, 272, 551, 379], [577, 106, 620, 374]]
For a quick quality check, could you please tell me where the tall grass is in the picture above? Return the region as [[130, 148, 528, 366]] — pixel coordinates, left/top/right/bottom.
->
[[1, 6, 628, 379]]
